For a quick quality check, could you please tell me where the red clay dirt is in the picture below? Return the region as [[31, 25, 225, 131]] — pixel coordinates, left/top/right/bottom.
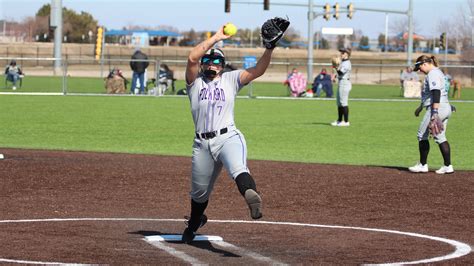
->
[[0, 148, 473, 264]]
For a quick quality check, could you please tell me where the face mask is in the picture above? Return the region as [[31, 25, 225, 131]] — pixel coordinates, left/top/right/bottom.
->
[[203, 69, 218, 79]]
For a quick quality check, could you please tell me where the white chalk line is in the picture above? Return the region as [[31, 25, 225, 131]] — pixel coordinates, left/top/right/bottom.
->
[[144, 235, 286, 265], [0, 218, 471, 265], [211, 240, 288, 265], [145, 239, 206, 265]]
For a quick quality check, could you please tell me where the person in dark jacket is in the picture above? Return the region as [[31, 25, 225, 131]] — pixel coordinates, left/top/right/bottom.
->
[[130, 48, 149, 94], [312, 68, 333, 97]]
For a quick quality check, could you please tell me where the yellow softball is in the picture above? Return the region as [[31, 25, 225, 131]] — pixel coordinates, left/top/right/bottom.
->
[[224, 23, 238, 36]]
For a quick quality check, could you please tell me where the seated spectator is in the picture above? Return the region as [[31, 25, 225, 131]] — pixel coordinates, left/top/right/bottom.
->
[[284, 68, 307, 97], [401, 66, 419, 82], [312, 68, 333, 97], [105, 68, 128, 94], [4, 60, 24, 90], [400, 66, 419, 96], [157, 64, 176, 95]]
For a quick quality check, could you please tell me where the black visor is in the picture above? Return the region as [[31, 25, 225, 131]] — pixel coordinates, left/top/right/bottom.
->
[[413, 59, 431, 71]]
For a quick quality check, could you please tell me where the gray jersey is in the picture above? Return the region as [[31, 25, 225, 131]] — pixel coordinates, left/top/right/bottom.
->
[[336, 59, 352, 107], [421, 67, 449, 107], [337, 59, 351, 80], [187, 70, 244, 134]]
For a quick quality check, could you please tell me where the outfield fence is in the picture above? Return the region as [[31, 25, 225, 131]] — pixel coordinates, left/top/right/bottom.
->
[[1, 57, 473, 97]]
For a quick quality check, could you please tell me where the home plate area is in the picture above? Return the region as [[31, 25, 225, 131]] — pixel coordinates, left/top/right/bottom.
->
[[145, 233, 286, 265]]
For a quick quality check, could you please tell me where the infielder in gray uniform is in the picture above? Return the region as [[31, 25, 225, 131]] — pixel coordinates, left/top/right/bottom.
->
[[331, 48, 352, 127], [182, 18, 289, 243], [409, 55, 454, 174]]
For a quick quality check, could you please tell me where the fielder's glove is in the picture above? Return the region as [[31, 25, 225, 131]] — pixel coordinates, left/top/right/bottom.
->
[[261, 17, 290, 49], [331, 56, 341, 69], [414, 105, 423, 117], [429, 113, 444, 136], [450, 104, 457, 112]]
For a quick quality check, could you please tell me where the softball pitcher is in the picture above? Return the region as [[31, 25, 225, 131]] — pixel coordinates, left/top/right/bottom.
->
[[331, 48, 352, 126], [409, 55, 453, 174], [182, 18, 289, 244]]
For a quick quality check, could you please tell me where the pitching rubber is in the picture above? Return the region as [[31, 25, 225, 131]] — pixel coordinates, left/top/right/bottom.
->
[[0, 154, 4, 160], [245, 189, 262, 219]]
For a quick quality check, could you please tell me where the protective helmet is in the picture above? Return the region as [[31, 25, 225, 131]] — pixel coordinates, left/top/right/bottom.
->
[[201, 48, 225, 79], [10, 60, 16, 65]]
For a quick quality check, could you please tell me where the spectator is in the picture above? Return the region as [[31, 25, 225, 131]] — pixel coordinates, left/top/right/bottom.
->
[[105, 68, 128, 94], [284, 68, 307, 97], [130, 48, 149, 94], [4, 60, 24, 90], [400, 66, 420, 96], [312, 68, 333, 97], [157, 64, 176, 95], [451, 79, 462, 99], [400, 66, 419, 82]]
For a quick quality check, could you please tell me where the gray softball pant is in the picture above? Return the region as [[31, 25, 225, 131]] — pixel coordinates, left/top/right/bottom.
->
[[336, 79, 352, 107], [417, 103, 452, 144], [190, 127, 249, 203]]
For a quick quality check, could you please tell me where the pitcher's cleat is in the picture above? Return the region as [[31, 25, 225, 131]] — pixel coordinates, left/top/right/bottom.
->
[[182, 214, 208, 244], [245, 189, 262, 219], [408, 162, 428, 173], [435, 165, 454, 174], [181, 227, 195, 244]]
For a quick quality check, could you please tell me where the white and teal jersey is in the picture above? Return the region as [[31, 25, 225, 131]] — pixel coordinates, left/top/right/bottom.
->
[[421, 67, 449, 107], [187, 70, 244, 134]]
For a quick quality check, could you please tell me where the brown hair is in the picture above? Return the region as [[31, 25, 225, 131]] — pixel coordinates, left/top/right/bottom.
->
[[415, 55, 439, 67]]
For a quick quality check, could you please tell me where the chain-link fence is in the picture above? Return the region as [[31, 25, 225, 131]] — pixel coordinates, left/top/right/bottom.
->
[[1, 56, 472, 97]]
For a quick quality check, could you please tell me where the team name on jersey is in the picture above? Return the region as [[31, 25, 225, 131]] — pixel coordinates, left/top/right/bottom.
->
[[199, 86, 226, 102]]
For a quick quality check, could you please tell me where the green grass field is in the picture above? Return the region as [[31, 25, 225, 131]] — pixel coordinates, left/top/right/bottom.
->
[[1, 93, 473, 170]]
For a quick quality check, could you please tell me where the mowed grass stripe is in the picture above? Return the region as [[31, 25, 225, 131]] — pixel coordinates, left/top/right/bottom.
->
[[0, 95, 472, 170]]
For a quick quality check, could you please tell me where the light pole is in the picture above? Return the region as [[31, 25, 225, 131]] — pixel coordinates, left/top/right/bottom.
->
[[307, 0, 314, 81], [406, 0, 414, 66], [51, 0, 62, 74], [471, 15, 473, 47], [384, 13, 389, 52]]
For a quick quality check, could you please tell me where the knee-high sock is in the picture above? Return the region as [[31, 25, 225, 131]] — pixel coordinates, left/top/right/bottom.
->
[[438, 141, 451, 166], [337, 106, 344, 122], [419, 140, 430, 165], [235, 172, 257, 196], [188, 199, 208, 231], [343, 106, 349, 122]]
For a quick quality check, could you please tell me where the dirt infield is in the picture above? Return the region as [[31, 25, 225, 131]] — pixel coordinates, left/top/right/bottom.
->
[[1, 148, 473, 264]]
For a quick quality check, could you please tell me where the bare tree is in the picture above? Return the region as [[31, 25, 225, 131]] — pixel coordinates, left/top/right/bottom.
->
[[389, 16, 420, 36]]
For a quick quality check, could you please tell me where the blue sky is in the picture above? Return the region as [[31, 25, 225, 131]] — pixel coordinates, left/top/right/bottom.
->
[[0, 0, 469, 39]]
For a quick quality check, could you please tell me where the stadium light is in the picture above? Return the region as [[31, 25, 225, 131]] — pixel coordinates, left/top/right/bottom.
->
[[95, 27, 103, 60], [333, 3, 340, 20], [323, 3, 331, 21], [347, 3, 354, 19], [225, 0, 231, 13]]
